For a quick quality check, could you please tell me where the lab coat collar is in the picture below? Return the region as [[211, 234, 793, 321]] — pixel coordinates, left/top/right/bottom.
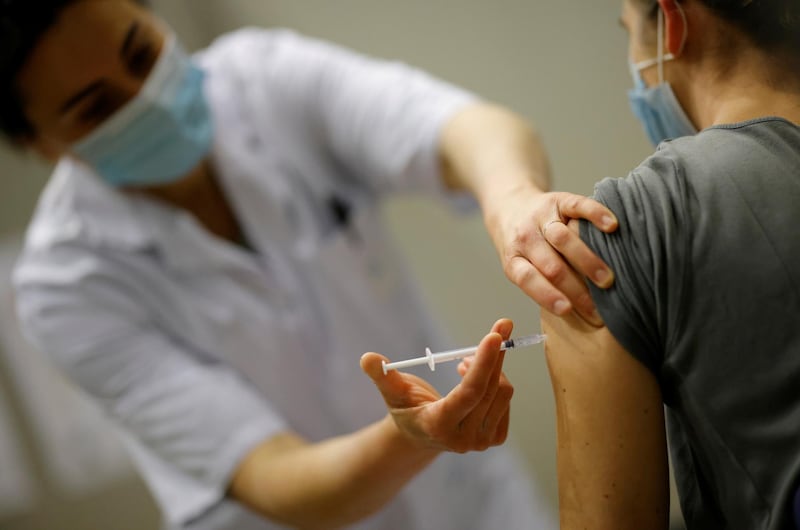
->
[[27, 157, 257, 275], [133, 195, 262, 274], [27, 158, 152, 252]]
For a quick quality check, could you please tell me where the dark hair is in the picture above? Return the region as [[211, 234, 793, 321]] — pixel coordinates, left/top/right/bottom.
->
[[0, 0, 148, 144], [639, 0, 800, 56], [701, 0, 800, 52], [0, 0, 74, 142]]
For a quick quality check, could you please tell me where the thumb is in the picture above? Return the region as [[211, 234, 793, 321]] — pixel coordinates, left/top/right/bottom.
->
[[360, 352, 413, 408]]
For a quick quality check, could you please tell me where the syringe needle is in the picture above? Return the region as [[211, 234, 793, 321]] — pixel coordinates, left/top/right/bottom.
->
[[382, 334, 546, 375]]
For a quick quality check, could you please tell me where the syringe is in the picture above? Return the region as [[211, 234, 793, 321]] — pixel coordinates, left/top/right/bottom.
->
[[382, 334, 546, 375]]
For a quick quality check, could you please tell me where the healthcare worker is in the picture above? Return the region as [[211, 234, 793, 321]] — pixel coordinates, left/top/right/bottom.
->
[[3, 1, 617, 528]]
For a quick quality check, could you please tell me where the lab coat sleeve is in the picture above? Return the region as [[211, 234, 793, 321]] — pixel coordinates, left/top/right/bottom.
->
[[13, 250, 287, 524], [225, 29, 479, 199]]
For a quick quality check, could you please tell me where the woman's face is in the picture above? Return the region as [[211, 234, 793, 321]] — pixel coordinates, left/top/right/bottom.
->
[[16, 0, 165, 160]]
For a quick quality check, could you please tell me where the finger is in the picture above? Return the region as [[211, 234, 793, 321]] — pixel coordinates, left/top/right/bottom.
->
[[480, 372, 514, 438], [360, 352, 414, 409], [505, 255, 572, 315], [457, 361, 469, 377], [556, 193, 618, 233], [477, 330, 507, 392], [493, 407, 511, 446], [471, 340, 507, 418], [458, 341, 506, 395], [456, 351, 507, 439], [544, 221, 615, 289], [508, 245, 600, 324], [489, 318, 513, 384], [458, 354, 475, 375], [524, 238, 602, 326], [486, 319, 511, 392], [491, 318, 513, 341], [460, 318, 511, 374], [454, 326, 510, 435], [440, 332, 504, 420]]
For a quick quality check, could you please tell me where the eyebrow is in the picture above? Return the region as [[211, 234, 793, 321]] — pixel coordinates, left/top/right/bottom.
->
[[58, 22, 139, 114]]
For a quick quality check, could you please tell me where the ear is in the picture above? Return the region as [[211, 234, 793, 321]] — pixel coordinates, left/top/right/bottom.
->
[[658, 0, 688, 56]]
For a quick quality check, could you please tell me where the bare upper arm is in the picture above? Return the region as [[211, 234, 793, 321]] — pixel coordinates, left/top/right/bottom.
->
[[541, 308, 669, 530]]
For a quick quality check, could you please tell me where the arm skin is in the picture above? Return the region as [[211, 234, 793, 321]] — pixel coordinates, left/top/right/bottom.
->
[[229, 319, 516, 530], [439, 102, 619, 326], [540, 306, 670, 530]]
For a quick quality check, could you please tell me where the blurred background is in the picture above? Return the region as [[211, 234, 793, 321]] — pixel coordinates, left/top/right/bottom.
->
[[0, 1, 682, 528]]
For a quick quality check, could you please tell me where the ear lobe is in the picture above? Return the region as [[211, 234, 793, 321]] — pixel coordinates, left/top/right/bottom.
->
[[659, 0, 688, 56]]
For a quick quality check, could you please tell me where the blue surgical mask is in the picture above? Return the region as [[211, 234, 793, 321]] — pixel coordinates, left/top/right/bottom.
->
[[72, 34, 213, 187], [627, 9, 697, 147]]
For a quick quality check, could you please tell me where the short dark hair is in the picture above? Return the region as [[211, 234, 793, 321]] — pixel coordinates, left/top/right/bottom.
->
[[637, 0, 800, 57], [0, 0, 148, 144], [700, 0, 800, 55]]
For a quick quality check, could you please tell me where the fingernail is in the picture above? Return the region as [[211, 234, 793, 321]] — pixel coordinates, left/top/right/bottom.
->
[[594, 269, 611, 286], [553, 300, 570, 314], [603, 215, 616, 229]]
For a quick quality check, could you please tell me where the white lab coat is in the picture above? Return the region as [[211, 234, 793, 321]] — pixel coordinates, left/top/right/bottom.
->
[[13, 29, 554, 530]]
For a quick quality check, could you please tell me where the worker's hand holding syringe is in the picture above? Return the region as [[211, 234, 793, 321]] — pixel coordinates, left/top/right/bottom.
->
[[361, 318, 527, 454]]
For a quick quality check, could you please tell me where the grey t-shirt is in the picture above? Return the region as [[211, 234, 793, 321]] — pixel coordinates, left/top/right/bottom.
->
[[581, 118, 800, 530]]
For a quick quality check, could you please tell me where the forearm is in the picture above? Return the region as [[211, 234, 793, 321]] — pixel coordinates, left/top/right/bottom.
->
[[231, 415, 440, 529], [439, 102, 552, 215]]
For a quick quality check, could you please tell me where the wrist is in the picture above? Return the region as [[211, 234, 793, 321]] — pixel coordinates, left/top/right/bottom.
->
[[480, 179, 543, 228], [378, 415, 442, 461]]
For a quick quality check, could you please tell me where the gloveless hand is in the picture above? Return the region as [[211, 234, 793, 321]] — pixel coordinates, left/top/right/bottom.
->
[[484, 185, 618, 326], [360, 319, 515, 453]]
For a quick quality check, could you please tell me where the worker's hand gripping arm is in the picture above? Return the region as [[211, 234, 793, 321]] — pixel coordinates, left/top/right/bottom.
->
[[440, 103, 618, 326]]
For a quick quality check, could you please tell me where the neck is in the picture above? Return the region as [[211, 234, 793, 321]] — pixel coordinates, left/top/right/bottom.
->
[[680, 48, 800, 129], [134, 160, 245, 244]]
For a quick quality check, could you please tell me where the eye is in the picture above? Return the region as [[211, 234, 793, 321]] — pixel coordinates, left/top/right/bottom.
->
[[78, 93, 118, 126], [128, 45, 158, 78]]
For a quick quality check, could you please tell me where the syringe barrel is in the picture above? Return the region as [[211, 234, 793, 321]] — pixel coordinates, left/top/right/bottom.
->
[[432, 337, 537, 364], [504, 334, 546, 349], [431, 346, 479, 364]]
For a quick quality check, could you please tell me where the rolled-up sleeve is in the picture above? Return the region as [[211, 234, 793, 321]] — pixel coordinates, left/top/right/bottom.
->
[[14, 252, 287, 525], [579, 153, 692, 378]]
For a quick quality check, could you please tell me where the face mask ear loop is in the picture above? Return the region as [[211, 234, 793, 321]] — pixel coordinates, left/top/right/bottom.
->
[[676, 3, 688, 55]]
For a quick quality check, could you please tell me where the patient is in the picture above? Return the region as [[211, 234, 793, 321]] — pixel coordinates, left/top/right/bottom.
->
[[540, 0, 800, 529]]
